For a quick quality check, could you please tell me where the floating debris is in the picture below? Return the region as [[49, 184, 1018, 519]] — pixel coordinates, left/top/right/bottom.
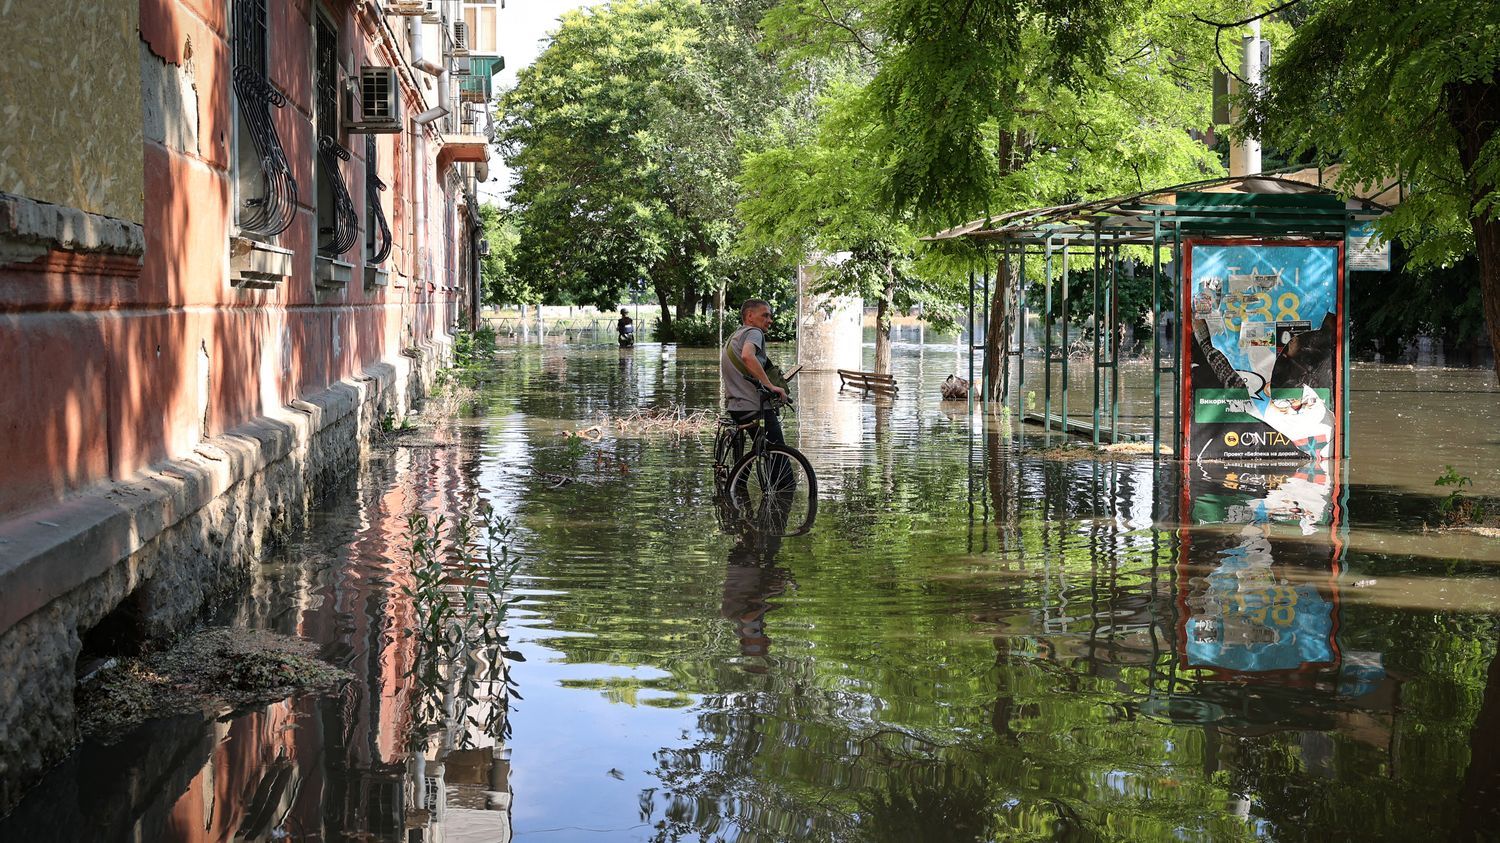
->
[[571, 405, 718, 438], [77, 628, 351, 742], [1033, 441, 1170, 461], [559, 425, 605, 441]]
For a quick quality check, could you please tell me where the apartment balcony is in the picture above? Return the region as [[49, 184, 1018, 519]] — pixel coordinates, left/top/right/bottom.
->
[[458, 56, 504, 104]]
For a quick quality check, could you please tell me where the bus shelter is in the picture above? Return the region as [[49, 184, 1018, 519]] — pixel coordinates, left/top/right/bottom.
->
[[928, 173, 1393, 461]]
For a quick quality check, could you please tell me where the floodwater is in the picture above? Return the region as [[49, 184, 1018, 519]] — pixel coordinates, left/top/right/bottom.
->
[[4, 336, 1500, 842]]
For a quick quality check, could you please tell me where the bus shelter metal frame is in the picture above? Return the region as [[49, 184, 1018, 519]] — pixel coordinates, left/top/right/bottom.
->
[[930, 174, 1389, 460]]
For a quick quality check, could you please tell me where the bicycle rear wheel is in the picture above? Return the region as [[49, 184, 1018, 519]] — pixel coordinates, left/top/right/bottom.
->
[[726, 444, 817, 536]]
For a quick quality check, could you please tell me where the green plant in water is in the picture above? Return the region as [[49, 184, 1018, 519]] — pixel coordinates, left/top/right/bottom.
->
[[562, 433, 588, 463], [1435, 465, 1472, 515], [400, 506, 523, 751], [452, 325, 499, 368], [1435, 465, 1491, 526]]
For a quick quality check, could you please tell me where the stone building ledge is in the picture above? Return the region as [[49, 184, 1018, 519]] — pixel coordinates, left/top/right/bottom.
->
[[230, 238, 294, 289], [0, 338, 452, 813], [0, 344, 441, 639], [0, 192, 145, 266], [315, 256, 354, 289]]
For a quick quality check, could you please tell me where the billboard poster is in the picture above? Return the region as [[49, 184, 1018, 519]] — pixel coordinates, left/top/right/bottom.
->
[[1182, 240, 1343, 464]]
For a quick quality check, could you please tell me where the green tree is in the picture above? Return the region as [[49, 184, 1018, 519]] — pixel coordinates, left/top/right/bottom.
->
[[496, 0, 793, 336], [753, 0, 1231, 387], [476, 204, 530, 307], [738, 82, 965, 374], [1245, 0, 1500, 380]]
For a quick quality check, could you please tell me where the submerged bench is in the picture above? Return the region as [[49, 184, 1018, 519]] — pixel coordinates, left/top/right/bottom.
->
[[837, 369, 899, 395]]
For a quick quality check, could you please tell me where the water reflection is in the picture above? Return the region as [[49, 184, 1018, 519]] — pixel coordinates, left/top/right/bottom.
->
[[4, 340, 1498, 842], [719, 498, 796, 668]]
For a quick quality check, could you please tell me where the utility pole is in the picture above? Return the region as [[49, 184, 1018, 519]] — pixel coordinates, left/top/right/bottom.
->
[[1228, 18, 1263, 177]]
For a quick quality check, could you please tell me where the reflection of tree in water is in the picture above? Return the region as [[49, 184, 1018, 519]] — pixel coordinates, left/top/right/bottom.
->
[[856, 760, 1000, 842]]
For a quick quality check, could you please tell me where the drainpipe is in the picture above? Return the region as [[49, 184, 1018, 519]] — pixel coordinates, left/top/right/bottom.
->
[[410, 15, 441, 76], [438, 68, 451, 135]]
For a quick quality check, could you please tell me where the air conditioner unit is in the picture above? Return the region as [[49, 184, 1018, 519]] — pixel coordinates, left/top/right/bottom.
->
[[452, 21, 469, 57], [385, 0, 425, 15], [346, 67, 401, 134], [452, 55, 471, 76]]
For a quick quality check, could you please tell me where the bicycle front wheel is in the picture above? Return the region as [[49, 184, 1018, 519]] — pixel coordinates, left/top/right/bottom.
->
[[726, 444, 818, 536]]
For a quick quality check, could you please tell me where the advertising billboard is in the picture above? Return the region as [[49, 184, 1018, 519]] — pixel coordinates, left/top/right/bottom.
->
[[1181, 240, 1344, 464]]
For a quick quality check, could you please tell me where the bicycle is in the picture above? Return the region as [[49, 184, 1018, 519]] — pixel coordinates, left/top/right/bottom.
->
[[712, 385, 817, 537]]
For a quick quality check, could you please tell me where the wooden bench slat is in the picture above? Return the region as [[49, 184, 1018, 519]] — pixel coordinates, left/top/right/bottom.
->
[[836, 369, 896, 382], [836, 369, 900, 395]]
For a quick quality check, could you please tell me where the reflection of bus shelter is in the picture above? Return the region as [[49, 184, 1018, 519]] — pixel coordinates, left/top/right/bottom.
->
[[928, 173, 1391, 458]]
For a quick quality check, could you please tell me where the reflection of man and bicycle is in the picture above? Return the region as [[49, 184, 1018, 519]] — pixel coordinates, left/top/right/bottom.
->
[[713, 298, 817, 538], [709, 298, 814, 667], [719, 516, 795, 669]]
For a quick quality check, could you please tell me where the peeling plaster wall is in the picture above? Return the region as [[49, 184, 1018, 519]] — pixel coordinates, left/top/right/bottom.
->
[[0, 0, 145, 223]]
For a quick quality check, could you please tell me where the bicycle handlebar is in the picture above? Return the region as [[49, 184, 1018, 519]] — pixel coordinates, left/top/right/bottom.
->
[[745, 376, 793, 411]]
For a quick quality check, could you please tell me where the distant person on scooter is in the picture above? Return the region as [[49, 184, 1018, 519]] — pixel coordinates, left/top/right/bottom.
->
[[617, 308, 635, 346]]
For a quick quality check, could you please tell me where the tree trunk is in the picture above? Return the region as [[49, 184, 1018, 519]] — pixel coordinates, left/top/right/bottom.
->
[[1447, 77, 1500, 382], [654, 281, 673, 336], [1452, 646, 1500, 841], [982, 261, 1012, 405], [679, 285, 700, 322], [874, 270, 895, 375], [1471, 216, 1500, 383]]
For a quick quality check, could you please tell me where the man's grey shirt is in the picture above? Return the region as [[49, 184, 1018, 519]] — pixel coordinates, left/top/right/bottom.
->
[[721, 325, 767, 412]]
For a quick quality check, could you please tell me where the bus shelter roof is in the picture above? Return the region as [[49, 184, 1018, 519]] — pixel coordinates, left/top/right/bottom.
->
[[925, 170, 1395, 247]]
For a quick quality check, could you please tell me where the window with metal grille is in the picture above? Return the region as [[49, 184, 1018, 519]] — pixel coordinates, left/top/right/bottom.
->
[[315, 14, 359, 257], [232, 0, 297, 237], [365, 135, 392, 264]]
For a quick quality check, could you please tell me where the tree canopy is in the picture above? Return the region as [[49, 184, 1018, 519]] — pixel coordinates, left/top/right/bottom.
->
[[1246, 0, 1500, 378], [741, 0, 1235, 374], [476, 204, 529, 307], [495, 0, 792, 332], [495, 0, 1499, 372]]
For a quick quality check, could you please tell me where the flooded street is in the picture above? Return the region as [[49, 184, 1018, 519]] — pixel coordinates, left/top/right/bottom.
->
[[4, 337, 1499, 842]]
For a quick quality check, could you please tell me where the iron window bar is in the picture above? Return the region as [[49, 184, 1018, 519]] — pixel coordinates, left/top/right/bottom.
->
[[318, 137, 361, 257], [316, 16, 359, 257], [232, 0, 297, 237], [366, 136, 393, 264]]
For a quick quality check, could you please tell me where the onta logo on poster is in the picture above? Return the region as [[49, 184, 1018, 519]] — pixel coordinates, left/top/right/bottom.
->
[[1224, 429, 1294, 448]]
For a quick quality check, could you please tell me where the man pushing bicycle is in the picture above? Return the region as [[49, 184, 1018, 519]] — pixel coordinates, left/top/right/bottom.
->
[[720, 299, 789, 446], [714, 298, 817, 534]]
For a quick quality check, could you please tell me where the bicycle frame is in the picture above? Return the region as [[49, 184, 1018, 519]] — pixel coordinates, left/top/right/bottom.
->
[[713, 391, 786, 481]]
